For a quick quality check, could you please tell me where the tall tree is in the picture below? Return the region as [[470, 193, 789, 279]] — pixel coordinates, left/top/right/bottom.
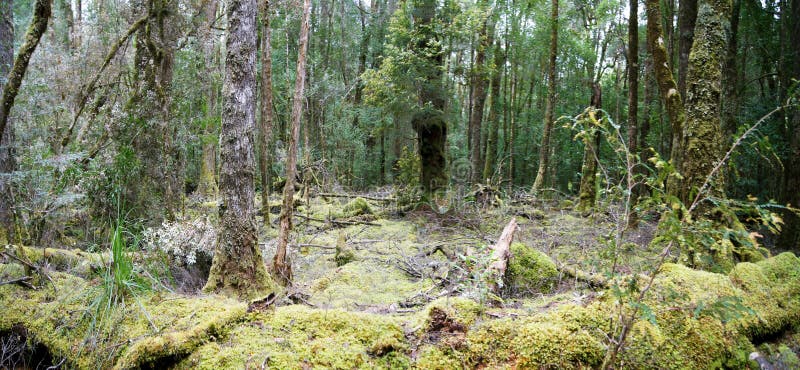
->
[[204, 0, 274, 299], [259, 0, 275, 225], [197, 0, 220, 198], [575, 82, 602, 214], [532, 0, 558, 193], [778, 0, 800, 250], [483, 40, 504, 181], [627, 0, 641, 227], [274, 0, 311, 285], [0, 0, 52, 244], [0, 0, 14, 244], [468, 3, 493, 184], [412, 0, 448, 194]]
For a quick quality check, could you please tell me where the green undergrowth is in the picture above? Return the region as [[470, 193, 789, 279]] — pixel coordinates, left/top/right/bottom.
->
[[4, 252, 800, 368]]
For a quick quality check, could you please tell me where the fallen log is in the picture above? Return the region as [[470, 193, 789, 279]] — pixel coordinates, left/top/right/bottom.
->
[[489, 218, 518, 294]]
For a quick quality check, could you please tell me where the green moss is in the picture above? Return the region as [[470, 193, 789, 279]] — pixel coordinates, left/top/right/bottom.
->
[[343, 197, 373, 216], [506, 242, 558, 295], [334, 232, 356, 267], [179, 305, 408, 369]]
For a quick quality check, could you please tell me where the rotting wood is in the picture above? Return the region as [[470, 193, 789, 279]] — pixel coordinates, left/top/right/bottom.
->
[[489, 218, 517, 293]]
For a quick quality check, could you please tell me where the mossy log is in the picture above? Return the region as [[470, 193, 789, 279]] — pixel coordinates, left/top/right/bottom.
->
[[2, 253, 800, 368]]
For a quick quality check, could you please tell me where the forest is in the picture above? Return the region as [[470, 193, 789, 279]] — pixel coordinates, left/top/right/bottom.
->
[[0, 0, 799, 367]]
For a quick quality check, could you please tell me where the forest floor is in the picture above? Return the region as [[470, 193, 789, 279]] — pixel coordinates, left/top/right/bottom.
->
[[1, 192, 800, 369]]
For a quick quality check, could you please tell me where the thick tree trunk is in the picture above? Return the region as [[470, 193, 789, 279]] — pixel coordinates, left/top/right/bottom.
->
[[720, 0, 740, 143], [0, 0, 15, 244], [532, 0, 558, 193], [1, 0, 52, 244], [645, 0, 686, 195], [274, 0, 311, 285], [778, 0, 800, 250], [469, 7, 492, 184], [483, 40, 504, 181], [677, 0, 698, 101], [204, 0, 274, 300], [678, 0, 730, 208], [259, 0, 274, 226], [412, 0, 447, 194]]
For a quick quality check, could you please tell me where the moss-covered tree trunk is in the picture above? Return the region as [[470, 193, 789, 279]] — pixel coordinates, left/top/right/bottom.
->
[[258, 0, 274, 226], [627, 0, 641, 228], [645, 0, 686, 195], [576, 83, 602, 215], [274, 0, 311, 285], [0, 0, 15, 244], [483, 40, 504, 181], [412, 0, 447, 194], [204, 0, 274, 300], [532, 0, 558, 193], [468, 4, 492, 184], [677, 0, 730, 207]]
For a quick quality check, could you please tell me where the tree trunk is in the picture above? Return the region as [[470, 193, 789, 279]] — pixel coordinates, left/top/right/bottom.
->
[[777, 0, 800, 250], [720, 0, 740, 143], [0, 0, 15, 244], [412, 0, 447, 194], [677, 0, 698, 101], [469, 6, 492, 184], [532, 0, 558, 193], [259, 0, 275, 226], [204, 0, 274, 300], [274, 0, 311, 285], [627, 0, 641, 228], [576, 83, 602, 215], [197, 0, 219, 199], [678, 0, 730, 208], [483, 40, 504, 181], [645, 0, 686, 195]]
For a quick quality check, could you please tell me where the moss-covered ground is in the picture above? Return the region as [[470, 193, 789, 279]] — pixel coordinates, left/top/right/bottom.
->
[[1, 195, 799, 368]]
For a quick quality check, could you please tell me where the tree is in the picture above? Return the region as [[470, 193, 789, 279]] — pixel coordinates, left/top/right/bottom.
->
[[274, 0, 311, 285], [532, 0, 558, 193], [575, 83, 602, 214], [258, 0, 275, 224], [627, 0, 641, 227], [197, 0, 220, 199], [677, 0, 697, 101], [0, 0, 53, 244], [468, 2, 493, 184], [204, 0, 274, 299], [778, 0, 800, 250], [412, 0, 448, 194]]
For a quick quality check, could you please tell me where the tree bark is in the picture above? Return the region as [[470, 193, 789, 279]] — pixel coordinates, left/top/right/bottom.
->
[[483, 40, 504, 181], [274, 0, 311, 285], [645, 0, 686, 195], [1, 0, 52, 245], [677, 0, 698, 101], [627, 0, 641, 227], [777, 0, 800, 250], [678, 0, 730, 208], [204, 0, 274, 300], [197, 0, 220, 199], [720, 0, 740, 143], [469, 5, 492, 184], [412, 0, 447, 194], [259, 0, 274, 225], [532, 0, 558, 193]]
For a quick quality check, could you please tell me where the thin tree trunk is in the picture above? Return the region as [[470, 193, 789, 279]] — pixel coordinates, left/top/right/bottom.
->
[[483, 40, 504, 181], [469, 8, 492, 184], [576, 83, 602, 215], [627, 0, 640, 228], [721, 0, 740, 143], [197, 0, 220, 199], [274, 0, 311, 285], [532, 0, 558, 193], [204, 0, 274, 300], [259, 0, 275, 225]]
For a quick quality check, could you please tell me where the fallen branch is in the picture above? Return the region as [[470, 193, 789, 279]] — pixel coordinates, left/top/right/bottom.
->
[[0, 275, 35, 289], [489, 218, 518, 294], [556, 263, 609, 289], [318, 193, 396, 202], [293, 213, 380, 226]]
